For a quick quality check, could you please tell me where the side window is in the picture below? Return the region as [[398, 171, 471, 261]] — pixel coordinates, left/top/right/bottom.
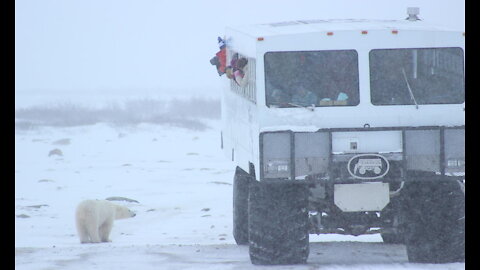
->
[[227, 50, 257, 104]]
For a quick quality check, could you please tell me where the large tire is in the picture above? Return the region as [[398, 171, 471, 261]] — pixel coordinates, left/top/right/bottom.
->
[[380, 201, 405, 244], [232, 167, 250, 245], [381, 231, 404, 244], [248, 180, 309, 265], [400, 180, 465, 263]]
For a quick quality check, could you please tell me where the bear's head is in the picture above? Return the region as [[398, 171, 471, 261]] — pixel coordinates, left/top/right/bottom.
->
[[114, 204, 136, 219]]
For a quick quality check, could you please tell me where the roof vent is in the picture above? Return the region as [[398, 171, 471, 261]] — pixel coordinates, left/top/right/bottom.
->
[[406, 7, 420, 21]]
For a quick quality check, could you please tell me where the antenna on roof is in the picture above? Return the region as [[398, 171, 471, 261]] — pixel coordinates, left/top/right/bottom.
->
[[406, 7, 421, 21]]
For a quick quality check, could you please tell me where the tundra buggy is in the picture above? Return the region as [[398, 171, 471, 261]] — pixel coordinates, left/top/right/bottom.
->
[[219, 8, 465, 265]]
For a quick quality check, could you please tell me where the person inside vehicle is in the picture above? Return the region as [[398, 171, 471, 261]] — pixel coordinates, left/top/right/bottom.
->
[[233, 57, 249, 87], [266, 78, 288, 106], [209, 37, 227, 76], [291, 85, 318, 107]]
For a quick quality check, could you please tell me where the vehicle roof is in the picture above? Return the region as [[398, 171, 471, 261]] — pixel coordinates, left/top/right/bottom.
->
[[227, 19, 462, 38]]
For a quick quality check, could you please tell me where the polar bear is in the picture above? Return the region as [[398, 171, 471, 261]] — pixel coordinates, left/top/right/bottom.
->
[[75, 199, 136, 243]]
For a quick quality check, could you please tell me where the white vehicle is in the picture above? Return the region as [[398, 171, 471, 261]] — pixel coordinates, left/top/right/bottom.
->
[[219, 8, 464, 265]]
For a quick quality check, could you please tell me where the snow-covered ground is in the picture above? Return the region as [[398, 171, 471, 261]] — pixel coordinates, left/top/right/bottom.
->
[[15, 0, 464, 268], [15, 94, 465, 270]]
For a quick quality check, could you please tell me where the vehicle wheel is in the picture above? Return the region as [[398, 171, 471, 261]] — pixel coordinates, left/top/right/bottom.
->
[[248, 180, 309, 265], [400, 180, 465, 263], [380, 230, 404, 244], [233, 167, 250, 245], [380, 201, 404, 244]]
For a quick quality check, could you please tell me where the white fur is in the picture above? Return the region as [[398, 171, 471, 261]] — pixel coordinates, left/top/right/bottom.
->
[[75, 199, 135, 243]]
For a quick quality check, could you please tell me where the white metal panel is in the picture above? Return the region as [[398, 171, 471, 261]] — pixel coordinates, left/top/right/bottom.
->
[[258, 104, 464, 132], [225, 27, 257, 59], [334, 183, 390, 212], [332, 131, 403, 154], [221, 78, 260, 175], [230, 19, 461, 39]]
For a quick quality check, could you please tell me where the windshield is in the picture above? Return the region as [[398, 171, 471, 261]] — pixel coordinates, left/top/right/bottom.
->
[[370, 48, 465, 105], [265, 50, 360, 108]]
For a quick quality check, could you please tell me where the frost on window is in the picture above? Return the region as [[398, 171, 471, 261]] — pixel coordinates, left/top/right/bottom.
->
[[369, 47, 464, 105], [264, 50, 360, 108]]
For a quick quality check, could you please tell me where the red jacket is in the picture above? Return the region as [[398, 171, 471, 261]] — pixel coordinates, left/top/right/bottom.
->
[[215, 48, 227, 73]]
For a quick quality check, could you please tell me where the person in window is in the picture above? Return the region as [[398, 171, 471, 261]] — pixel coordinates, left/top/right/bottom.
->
[[335, 91, 349, 105], [315, 89, 344, 106], [325, 71, 351, 105], [333, 81, 350, 105], [225, 65, 234, 79], [266, 78, 289, 107], [209, 37, 227, 76], [319, 85, 349, 105], [270, 89, 290, 107], [291, 85, 318, 107], [233, 58, 249, 87]]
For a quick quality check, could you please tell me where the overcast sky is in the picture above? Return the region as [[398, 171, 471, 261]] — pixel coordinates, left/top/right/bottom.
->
[[15, 0, 464, 94]]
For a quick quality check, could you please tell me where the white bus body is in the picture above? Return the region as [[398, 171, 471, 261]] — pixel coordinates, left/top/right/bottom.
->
[[221, 19, 465, 180], [223, 14, 465, 265]]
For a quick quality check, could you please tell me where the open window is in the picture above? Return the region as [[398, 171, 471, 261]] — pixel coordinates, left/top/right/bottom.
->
[[227, 50, 256, 103]]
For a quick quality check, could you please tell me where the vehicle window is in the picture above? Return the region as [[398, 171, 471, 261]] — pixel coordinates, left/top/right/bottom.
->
[[265, 50, 360, 108], [369, 48, 464, 105], [228, 50, 257, 104]]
